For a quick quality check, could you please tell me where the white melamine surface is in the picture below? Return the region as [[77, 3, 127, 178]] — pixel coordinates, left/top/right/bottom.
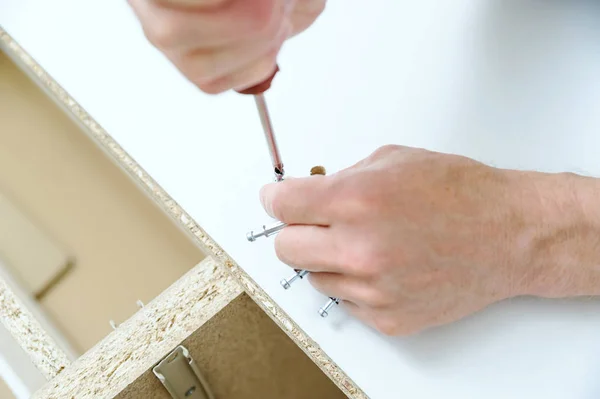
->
[[3, 1, 600, 398]]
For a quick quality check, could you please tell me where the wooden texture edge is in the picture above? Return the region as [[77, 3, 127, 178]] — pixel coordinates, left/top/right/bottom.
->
[[31, 257, 242, 399], [0, 275, 71, 380], [0, 28, 368, 399]]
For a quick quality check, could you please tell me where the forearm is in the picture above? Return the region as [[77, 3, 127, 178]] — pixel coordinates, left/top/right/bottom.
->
[[525, 172, 600, 298]]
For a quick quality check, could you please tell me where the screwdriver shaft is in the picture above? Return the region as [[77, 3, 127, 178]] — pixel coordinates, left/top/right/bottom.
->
[[254, 94, 284, 181]]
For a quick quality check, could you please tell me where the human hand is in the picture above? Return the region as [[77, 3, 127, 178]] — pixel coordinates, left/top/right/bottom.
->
[[128, 0, 325, 93], [259, 145, 577, 335]]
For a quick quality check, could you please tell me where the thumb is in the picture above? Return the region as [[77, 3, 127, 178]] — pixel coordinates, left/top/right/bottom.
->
[[259, 176, 331, 225]]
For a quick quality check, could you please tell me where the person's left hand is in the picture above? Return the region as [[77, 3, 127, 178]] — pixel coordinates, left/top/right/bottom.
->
[[259, 145, 562, 335]]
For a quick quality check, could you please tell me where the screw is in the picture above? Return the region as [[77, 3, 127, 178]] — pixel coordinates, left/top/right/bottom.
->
[[318, 297, 340, 318], [280, 269, 309, 289], [246, 221, 286, 242]]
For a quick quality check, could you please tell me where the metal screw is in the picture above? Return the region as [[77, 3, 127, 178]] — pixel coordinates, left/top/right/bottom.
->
[[318, 297, 340, 318], [280, 269, 309, 289], [246, 221, 286, 242]]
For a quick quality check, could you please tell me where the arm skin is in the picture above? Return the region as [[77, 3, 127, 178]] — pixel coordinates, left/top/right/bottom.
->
[[526, 169, 600, 299], [260, 145, 600, 335]]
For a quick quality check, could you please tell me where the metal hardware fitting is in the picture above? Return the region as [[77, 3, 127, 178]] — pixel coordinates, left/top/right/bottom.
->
[[153, 346, 215, 399], [246, 222, 340, 316], [280, 269, 309, 289], [246, 221, 286, 242], [318, 297, 340, 318]]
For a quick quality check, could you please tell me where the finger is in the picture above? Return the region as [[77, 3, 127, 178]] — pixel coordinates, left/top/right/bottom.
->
[[170, 20, 291, 84], [153, 0, 230, 8], [129, 0, 285, 50], [274, 225, 342, 273], [260, 175, 332, 224], [308, 272, 384, 306], [289, 0, 326, 35], [195, 53, 278, 94], [341, 300, 374, 325]]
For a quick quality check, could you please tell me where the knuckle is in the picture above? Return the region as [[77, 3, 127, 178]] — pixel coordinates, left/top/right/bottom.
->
[[340, 241, 384, 277], [373, 316, 414, 337], [331, 175, 382, 221], [196, 81, 226, 94], [372, 144, 401, 159], [143, 16, 181, 49], [155, 0, 230, 6], [308, 274, 338, 298], [341, 246, 373, 276], [307, 273, 325, 292], [247, 0, 280, 35], [186, 57, 217, 84], [332, 186, 370, 221], [360, 287, 389, 308], [241, 56, 278, 90], [373, 316, 400, 336], [174, 54, 217, 87]]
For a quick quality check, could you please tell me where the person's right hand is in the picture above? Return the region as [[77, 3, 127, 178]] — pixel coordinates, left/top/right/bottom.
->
[[128, 0, 325, 94]]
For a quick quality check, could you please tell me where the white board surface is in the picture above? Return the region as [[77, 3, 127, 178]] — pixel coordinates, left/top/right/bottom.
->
[[3, 1, 600, 398]]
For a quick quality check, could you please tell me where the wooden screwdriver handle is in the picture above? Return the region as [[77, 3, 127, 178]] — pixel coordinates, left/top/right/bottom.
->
[[235, 65, 279, 95]]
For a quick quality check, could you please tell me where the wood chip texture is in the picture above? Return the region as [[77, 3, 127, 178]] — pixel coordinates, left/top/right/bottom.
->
[[31, 257, 242, 399], [0, 277, 70, 380]]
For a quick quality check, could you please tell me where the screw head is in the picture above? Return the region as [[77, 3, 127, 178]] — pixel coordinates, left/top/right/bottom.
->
[[280, 279, 291, 289]]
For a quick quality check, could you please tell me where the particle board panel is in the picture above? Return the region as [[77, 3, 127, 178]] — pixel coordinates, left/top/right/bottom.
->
[[0, 268, 70, 381], [31, 257, 242, 399], [117, 294, 347, 399]]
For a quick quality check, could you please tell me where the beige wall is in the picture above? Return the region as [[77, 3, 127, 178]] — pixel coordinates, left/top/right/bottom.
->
[[0, 51, 204, 353], [0, 377, 16, 399]]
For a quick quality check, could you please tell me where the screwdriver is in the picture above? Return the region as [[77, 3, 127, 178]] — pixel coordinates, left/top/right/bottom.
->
[[236, 66, 284, 181], [239, 68, 339, 318]]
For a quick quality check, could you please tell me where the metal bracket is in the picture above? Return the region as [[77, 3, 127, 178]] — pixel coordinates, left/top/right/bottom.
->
[[153, 345, 215, 399]]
